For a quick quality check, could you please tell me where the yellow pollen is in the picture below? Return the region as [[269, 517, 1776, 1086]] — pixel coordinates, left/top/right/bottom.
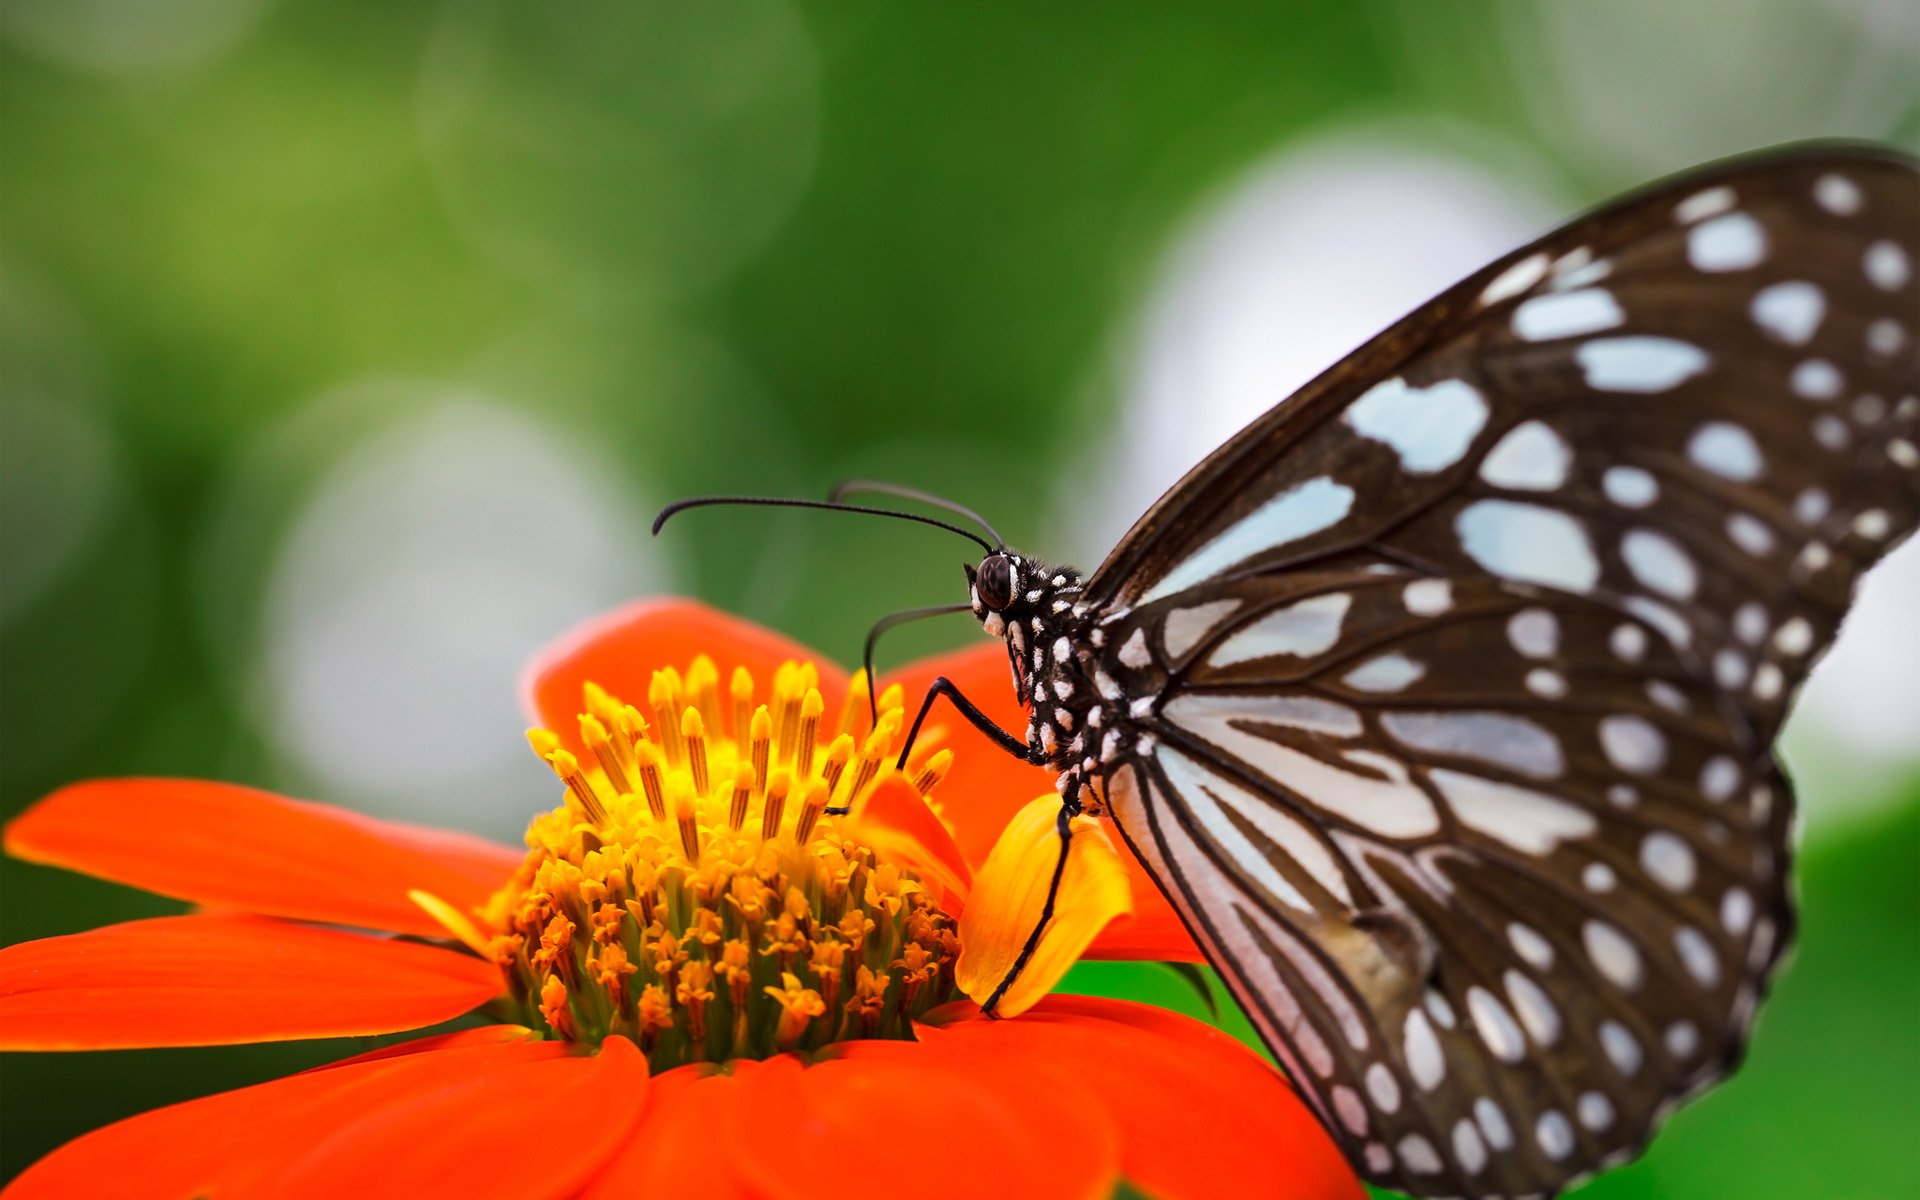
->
[[493, 655, 963, 1067]]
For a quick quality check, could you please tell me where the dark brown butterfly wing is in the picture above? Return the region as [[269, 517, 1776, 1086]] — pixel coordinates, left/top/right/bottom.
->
[[1082, 144, 1917, 1196]]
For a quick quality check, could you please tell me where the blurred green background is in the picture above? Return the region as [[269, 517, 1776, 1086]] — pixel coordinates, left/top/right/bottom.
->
[[3, 1, 1916, 1195]]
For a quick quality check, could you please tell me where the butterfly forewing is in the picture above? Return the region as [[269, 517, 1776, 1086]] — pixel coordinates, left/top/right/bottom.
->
[[1082, 146, 1917, 1196]]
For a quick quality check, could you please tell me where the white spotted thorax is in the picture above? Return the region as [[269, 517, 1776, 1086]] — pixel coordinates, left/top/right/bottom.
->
[[960, 145, 1919, 1200]]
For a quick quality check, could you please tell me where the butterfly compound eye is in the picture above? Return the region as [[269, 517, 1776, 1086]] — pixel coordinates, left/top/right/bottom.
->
[[974, 553, 1016, 611]]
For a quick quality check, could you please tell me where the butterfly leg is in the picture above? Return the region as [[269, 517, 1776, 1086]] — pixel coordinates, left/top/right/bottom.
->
[[824, 676, 1034, 814], [980, 797, 1079, 1017]]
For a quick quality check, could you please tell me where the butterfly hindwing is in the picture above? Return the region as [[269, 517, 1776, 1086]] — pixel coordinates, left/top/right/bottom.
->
[[1077, 144, 1916, 1196], [1097, 567, 1790, 1196]]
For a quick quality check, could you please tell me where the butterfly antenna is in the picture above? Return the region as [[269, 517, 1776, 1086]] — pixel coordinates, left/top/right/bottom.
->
[[859, 603, 971, 727], [828, 480, 1006, 551], [652, 495, 995, 554]]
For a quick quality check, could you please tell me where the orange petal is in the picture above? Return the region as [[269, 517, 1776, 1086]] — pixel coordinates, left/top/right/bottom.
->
[[0, 914, 502, 1050], [524, 597, 851, 753], [726, 1045, 1119, 1200], [844, 775, 974, 902], [920, 995, 1365, 1200], [579, 1061, 754, 1200], [883, 643, 1202, 963], [303, 1024, 537, 1072], [4, 778, 521, 940], [260, 1035, 648, 1200], [880, 642, 1049, 867], [4, 1037, 576, 1200], [954, 795, 1132, 1017]]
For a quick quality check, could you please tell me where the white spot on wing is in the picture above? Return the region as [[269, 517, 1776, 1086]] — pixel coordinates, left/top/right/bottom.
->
[[1512, 288, 1625, 341], [1480, 251, 1549, 305], [1343, 653, 1425, 693], [1584, 920, 1644, 989], [1600, 1019, 1642, 1074], [1142, 477, 1355, 603], [1688, 212, 1767, 271], [1366, 1062, 1401, 1113], [1432, 768, 1595, 853], [1865, 240, 1911, 291], [1166, 697, 1442, 838], [1641, 831, 1697, 891], [1382, 711, 1565, 779], [1749, 280, 1825, 345], [1577, 336, 1710, 392], [1602, 465, 1658, 508], [1506, 607, 1559, 659], [1160, 599, 1242, 659], [1457, 500, 1601, 593], [1791, 358, 1843, 400], [1622, 528, 1699, 599], [1813, 173, 1861, 215], [1403, 1008, 1444, 1090], [1118, 628, 1151, 669], [1687, 421, 1764, 481], [1673, 186, 1735, 223], [1343, 377, 1490, 474], [1469, 986, 1526, 1062], [1480, 420, 1573, 490], [1536, 1110, 1575, 1161], [1208, 593, 1352, 665], [1402, 578, 1452, 615], [1600, 714, 1667, 775]]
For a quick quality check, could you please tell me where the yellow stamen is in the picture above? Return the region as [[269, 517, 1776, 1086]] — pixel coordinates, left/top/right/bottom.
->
[[682, 706, 710, 797], [670, 776, 701, 862], [838, 668, 872, 740], [728, 761, 755, 831], [793, 688, 823, 777], [649, 668, 686, 766], [821, 734, 855, 797], [793, 778, 829, 845], [634, 739, 668, 821], [686, 654, 721, 739], [579, 714, 632, 795], [749, 705, 771, 799], [761, 769, 790, 841], [541, 747, 608, 824], [729, 665, 754, 742], [912, 748, 955, 795]]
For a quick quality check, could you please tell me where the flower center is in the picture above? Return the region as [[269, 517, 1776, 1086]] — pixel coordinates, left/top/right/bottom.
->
[[486, 657, 960, 1068]]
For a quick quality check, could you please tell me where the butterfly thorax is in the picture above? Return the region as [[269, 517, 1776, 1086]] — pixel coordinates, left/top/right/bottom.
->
[[965, 551, 1124, 808]]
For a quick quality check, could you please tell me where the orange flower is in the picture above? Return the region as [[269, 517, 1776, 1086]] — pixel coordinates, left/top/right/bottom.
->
[[0, 600, 1360, 1200]]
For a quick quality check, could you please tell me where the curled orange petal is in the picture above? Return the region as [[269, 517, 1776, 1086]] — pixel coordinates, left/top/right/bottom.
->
[[955, 795, 1132, 1017], [844, 775, 974, 902]]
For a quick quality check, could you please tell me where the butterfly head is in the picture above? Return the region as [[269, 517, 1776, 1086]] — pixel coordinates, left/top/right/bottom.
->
[[965, 550, 1022, 636]]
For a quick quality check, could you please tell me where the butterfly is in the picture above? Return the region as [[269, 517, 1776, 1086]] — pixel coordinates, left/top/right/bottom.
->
[[661, 142, 1918, 1198]]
